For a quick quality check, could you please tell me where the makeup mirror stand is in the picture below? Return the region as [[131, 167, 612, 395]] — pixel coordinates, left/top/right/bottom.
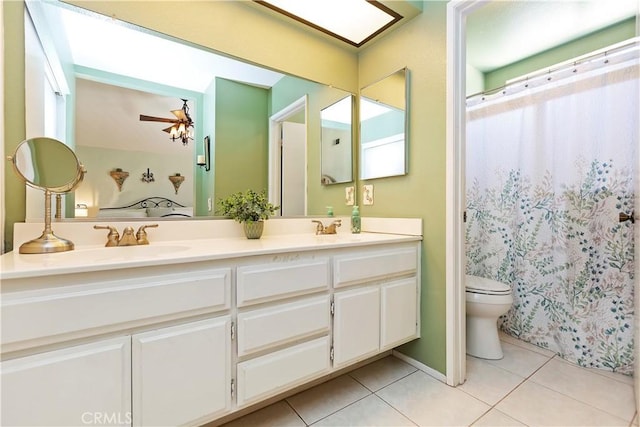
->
[[19, 189, 74, 254]]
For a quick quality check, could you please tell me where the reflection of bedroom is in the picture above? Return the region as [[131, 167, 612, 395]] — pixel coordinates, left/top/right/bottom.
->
[[74, 79, 195, 218]]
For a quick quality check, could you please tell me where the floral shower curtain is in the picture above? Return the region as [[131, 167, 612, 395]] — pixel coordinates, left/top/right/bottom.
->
[[465, 46, 639, 374]]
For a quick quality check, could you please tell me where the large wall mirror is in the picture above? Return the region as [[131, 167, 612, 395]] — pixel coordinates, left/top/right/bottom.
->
[[320, 95, 354, 185], [359, 68, 409, 180], [25, 1, 354, 220]]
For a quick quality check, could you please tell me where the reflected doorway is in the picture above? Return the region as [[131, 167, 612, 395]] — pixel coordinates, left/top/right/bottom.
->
[[268, 96, 308, 216]]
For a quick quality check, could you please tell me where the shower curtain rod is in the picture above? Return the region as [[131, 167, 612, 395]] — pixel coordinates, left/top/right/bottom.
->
[[467, 36, 640, 100]]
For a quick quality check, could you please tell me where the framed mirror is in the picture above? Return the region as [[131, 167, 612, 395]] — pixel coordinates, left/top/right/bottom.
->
[[359, 68, 409, 180], [320, 95, 354, 185], [25, 1, 354, 220]]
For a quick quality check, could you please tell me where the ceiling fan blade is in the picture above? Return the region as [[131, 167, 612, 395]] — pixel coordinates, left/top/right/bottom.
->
[[171, 109, 187, 121], [139, 114, 178, 123]]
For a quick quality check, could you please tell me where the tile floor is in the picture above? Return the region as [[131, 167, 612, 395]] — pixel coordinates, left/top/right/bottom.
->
[[222, 333, 637, 427]]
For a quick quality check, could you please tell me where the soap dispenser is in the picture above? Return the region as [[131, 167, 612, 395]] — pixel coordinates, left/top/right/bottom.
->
[[326, 206, 334, 217], [351, 205, 361, 234]]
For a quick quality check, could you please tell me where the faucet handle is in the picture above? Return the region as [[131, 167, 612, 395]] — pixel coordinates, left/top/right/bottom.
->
[[136, 224, 159, 245], [311, 220, 324, 235], [94, 225, 119, 247]]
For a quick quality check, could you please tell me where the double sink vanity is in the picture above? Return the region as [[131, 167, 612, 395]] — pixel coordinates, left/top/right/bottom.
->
[[1, 217, 422, 426]]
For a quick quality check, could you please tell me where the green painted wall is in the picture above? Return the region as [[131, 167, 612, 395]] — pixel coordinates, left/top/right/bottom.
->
[[214, 78, 269, 204], [358, 1, 448, 374], [270, 75, 355, 216], [485, 17, 636, 91], [3, 1, 26, 252]]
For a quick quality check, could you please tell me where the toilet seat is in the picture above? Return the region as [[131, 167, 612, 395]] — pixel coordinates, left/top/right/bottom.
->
[[466, 275, 511, 296]]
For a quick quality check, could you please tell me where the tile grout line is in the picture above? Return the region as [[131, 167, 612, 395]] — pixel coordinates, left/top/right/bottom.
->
[[525, 369, 634, 424], [283, 399, 309, 426], [500, 333, 634, 386], [373, 383, 422, 427], [462, 350, 557, 426], [304, 391, 374, 426], [371, 392, 420, 427]]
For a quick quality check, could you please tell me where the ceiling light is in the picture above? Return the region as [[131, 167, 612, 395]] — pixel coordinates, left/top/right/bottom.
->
[[255, 0, 402, 47]]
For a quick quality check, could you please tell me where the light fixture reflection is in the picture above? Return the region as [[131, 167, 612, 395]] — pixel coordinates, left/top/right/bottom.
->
[[255, 0, 402, 47], [75, 203, 88, 217]]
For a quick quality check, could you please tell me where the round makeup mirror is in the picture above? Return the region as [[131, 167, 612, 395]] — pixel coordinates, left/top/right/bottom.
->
[[8, 137, 85, 253]]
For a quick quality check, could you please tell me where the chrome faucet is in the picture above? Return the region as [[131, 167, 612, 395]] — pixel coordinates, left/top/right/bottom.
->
[[94, 224, 159, 246], [312, 219, 342, 235]]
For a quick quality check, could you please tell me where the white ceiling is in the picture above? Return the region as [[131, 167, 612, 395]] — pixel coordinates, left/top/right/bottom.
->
[[466, 0, 638, 73], [42, 2, 285, 93]]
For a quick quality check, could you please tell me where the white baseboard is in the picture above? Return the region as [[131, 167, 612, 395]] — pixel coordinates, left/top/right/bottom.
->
[[392, 350, 448, 384]]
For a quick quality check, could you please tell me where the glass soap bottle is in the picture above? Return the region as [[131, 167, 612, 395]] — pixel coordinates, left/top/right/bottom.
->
[[351, 205, 361, 234]]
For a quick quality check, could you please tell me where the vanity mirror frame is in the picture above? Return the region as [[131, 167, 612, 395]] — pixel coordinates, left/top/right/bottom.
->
[[359, 67, 410, 181]]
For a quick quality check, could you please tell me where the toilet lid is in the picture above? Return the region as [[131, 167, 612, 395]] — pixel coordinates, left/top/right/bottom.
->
[[466, 275, 511, 295]]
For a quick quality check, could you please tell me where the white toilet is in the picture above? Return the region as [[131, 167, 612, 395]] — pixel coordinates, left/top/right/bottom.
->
[[466, 275, 513, 360]]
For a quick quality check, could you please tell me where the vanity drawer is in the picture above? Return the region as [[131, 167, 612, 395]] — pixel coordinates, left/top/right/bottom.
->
[[333, 246, 418, 288], [237, 295, 330, 357], [1, 269, 231, 351], [236, 259, 330, 307], [236, 336, 331, 407]]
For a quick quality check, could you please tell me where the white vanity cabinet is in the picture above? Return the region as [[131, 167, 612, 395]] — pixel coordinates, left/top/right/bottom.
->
[[1, 266, 232, 427], [332, 245, 420, 368], [1, 233, 421, 426]]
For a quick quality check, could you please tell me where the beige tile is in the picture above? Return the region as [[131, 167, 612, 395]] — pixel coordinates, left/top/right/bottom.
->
[[484, 341, 551, 377], [472, 409, 525, 426], [377, 371, 490, 426], [530, 358, 635, 422], [499, 331, 556, 357], [349, 356, 417, 392], [312, 394, 416, 426], [221, 401, 305, 427], [458, 356, 525, 405], [286, 375, 371, 425], [585, 365, 634, 386], [496, 381, 628, 426]]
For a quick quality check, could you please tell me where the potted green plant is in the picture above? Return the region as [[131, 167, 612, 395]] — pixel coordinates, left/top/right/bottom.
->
[[217, 189, 278, 239]]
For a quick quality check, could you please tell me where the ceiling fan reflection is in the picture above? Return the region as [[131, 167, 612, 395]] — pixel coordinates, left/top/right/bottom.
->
[[140, 98, 194, 146]]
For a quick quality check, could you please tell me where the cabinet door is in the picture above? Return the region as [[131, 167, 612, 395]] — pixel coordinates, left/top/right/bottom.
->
[[380, 278, 419, 350], [1, 336, 131, 427], [132, 317, 231, 426], [333, 287, 380, 367]]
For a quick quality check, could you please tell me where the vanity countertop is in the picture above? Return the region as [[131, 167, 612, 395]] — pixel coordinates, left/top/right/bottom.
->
[[1, 231, 421, 280]]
